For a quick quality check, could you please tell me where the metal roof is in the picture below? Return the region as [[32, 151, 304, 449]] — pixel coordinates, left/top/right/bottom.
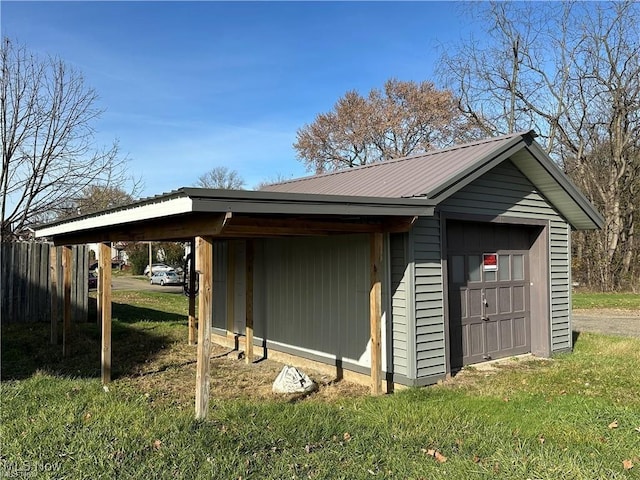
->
[[262, 132, 528, 198], [35, 131, 603, 242], [263, 131, 603, 230]]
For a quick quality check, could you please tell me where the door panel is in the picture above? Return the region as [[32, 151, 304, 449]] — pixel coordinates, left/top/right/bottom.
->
[[498, 287, 512, 313], [513, 317, 527, 347], [468, 289, 483, 317], [468, 323, 484, 360], [448, 221, 532, 369]]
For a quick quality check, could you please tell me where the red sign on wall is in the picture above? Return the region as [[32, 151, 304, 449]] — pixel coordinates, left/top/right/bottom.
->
[[483, 253, 498, 271]]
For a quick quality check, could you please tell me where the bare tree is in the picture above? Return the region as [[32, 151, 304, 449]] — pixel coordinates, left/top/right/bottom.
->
[[195, 166, 245, 190], [439, 1, 640, 291], [255, 173, 291, 190], [57, 185, 135, 219], [0, 38, 136, 240], [294, 79, 481, 173]]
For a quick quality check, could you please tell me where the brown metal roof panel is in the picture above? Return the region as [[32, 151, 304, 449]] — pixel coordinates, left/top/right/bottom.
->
[[264, 133, 526, 198]]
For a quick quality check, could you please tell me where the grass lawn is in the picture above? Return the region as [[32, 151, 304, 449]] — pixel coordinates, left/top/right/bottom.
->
[[573, 291, 640, 310], [2, 291, 639, 479]]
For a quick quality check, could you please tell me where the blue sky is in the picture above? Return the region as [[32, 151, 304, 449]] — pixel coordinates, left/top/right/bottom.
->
[[2, 1, 476, 196]]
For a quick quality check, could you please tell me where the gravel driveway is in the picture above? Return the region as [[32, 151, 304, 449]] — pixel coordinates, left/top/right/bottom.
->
[[572, 309, 640, 338]]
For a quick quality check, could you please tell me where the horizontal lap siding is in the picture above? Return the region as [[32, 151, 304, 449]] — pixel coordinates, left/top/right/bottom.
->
[[390, 233, 408, 376], [439, 160, 572, 353], [412, 218, 446, 378], [549, 222, 571, 350]]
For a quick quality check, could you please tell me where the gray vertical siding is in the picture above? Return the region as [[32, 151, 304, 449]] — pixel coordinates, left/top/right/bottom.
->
[[257, 234, 374, 370], [232, 241, 247, 334], [212, 241, 227, 330], [439, 160, 572, 353]]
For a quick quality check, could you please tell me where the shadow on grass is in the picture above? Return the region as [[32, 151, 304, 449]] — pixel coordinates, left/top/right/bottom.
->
[[572, 330, 581, 346], [112, 300, 187, 324], [1, 301, 187, 382]]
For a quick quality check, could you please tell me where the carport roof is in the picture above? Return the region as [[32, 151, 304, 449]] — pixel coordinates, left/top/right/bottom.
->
[[35, 189, 434, 244]]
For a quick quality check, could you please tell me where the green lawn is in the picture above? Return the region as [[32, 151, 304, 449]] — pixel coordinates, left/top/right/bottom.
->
[[2, 291, 639, 479], [573, 291, 640, 310]]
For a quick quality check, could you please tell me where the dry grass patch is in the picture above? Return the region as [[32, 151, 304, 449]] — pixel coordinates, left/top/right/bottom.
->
[[119, 339, 369, 410]]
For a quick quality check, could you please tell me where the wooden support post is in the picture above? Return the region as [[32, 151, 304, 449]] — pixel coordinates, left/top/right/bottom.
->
[[62, 246, 72, 357], [99, 242, 112, 384], [245, 240, 254, 364], [369, 233, 383, 395], [195, 236, 213, 420], [188, 239, 197, 346], [96, 265, 103, 326], [49, 246, 58, 345]]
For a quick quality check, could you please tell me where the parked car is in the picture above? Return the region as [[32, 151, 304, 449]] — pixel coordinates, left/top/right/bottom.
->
[[89, 258, 125, 271], [88, 272, 98, 290], [144, 263, 174, 276], [149, 271, 181, 286]]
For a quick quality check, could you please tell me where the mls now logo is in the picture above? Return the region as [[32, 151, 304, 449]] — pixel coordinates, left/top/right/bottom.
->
[[1, 460, 62, 478]]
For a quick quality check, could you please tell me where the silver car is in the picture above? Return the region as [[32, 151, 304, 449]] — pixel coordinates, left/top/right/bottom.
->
[[144, 263, 173, 276], [149, 271, 181, 286]]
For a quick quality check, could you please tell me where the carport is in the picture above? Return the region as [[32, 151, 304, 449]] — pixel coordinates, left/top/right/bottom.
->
[[35, 189, 433, 419]]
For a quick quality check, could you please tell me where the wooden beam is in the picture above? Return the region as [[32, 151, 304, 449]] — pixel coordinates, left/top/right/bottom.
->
[[49, 246, 58, 345], [49, 212, 418, 245], [218, 215, 417, 237], [195, 235, 213, 420], [99, 242, 112, 384], [245, 240, 254, 364], [188, 239, 197, 346], [52, 212, 233, 245], [369, 233, 383, 395], [62, 246, 72, 357]]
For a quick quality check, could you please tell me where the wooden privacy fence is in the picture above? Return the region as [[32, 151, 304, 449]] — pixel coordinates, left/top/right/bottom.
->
[[1, 242, 89, 324]]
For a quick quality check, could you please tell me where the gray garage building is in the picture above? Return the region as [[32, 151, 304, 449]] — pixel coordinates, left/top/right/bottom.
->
[[36, 130, 603, 393]]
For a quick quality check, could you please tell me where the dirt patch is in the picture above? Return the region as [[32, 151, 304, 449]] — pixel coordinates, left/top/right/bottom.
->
[[572, 308, 639, 338], [120, 341, 369, 409]]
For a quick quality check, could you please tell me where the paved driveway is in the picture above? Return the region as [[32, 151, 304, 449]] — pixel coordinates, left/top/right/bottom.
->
[[572, 309, 640, 338], [112, 276, 184, 294]]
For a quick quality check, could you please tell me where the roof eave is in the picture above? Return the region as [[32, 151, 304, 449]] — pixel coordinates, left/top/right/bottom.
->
[[516, 142, 604, 230], [35, 189, 436, 240]]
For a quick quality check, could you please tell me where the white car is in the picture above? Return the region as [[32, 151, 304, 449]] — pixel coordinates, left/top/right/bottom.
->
[[144, 263, 173, 276], [149, 271, 181, 286]]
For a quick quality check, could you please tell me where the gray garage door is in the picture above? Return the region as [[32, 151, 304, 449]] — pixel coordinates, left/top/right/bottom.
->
[[447, 221, 532, 368]]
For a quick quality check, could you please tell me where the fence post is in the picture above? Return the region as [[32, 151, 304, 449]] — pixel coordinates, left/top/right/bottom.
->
[[62, 246, 72, 357], [50, 246, 58, 344]]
